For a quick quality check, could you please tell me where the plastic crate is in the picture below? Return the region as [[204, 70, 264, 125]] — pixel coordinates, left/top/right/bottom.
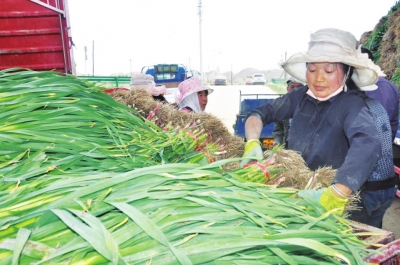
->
[[394, 166, 400, 176], [364, 239, 400, 264]]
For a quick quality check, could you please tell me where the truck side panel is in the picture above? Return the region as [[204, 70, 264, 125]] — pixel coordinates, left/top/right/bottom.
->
[[234, 114, 275, 140], [0, 0, 75, 74], [234, 97, 278, 149]]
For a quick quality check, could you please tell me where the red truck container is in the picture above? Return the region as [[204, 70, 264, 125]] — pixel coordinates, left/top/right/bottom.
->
[[0, 0, 75, 74]]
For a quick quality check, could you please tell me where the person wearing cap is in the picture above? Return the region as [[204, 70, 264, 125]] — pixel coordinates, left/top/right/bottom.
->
[[286, 78, 304, 91], [272, 78, 303, 147], [241, 28, 397, 223], [175, 76, 213, 113], [130, 73, 168, 102]]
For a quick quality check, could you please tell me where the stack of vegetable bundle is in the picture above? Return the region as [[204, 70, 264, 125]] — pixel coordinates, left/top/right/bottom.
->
[[0, 163, 377, 264], [0, 69, 218, 180], [109, 87, 245, 161], [0, 69, 378, 264]]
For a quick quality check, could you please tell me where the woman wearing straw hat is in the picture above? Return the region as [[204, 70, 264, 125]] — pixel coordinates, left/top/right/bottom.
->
[[175, 76, 213, 113], [241, 28, 397, 226]]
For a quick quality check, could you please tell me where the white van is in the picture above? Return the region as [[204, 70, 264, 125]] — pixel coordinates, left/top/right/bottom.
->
[[251, 73, 266, 85]]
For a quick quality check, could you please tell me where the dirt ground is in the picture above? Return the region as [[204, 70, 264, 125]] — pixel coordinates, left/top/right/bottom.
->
[[383, 195, 400, 239], [206, 84, 400, 239]]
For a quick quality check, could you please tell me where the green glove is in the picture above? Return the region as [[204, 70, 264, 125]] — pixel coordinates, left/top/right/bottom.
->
[[240, 139, 263, 168], [298, 186, 348, 215], [297, 189, 323, 201], [319, 186, 348, 215]]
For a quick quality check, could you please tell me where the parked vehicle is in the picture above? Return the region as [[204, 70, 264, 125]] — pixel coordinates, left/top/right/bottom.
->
[[141, 64, 197, 88], [234, 91, 281, 149], [252, 73, 266, 85], [0, 0, 75, 74], [214, 75, 227, 85], [245, 76, 253, 85]]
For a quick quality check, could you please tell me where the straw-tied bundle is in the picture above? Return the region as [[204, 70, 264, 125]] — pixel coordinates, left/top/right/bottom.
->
[[263, 148, 335, 189], [110, 88, 245, 161], [234, 147, 360, 214], [0, 69, 377, 264]]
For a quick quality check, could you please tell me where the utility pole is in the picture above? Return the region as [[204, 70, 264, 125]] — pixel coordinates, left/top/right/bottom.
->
[[284, 51, 287, 80], [231, 64, 233, 85], [130, 59, 132, 76], [84, 46, 87, 76], [198, 0, 203, 83], [92, 40, 94, 76]]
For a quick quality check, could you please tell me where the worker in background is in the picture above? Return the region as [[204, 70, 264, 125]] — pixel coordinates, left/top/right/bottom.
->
[[361, 47, 399, 141], [272, 78, 303, 148], [361, 47, 400, 199], [175, 76, 213, 113], [240, 28, 397, 223], [130, 73, 168, 102], [343, 47, 400, 224]]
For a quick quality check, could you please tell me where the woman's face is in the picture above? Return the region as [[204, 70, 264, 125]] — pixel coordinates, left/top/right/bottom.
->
[[198, 90, 209, 111], [306, 62, 345, 98]]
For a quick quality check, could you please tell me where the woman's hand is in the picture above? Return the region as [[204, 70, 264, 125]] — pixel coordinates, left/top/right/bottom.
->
[[240, 139, 263, 168]]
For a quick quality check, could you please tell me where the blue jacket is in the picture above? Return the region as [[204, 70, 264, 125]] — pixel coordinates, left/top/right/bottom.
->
[[366, 77, 399, 140], [248, 86, 381, 192]]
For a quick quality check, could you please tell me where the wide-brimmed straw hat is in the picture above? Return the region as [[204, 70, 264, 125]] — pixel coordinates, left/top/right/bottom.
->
[[175, 76, 213, 104], [280, 28, 384, 89]]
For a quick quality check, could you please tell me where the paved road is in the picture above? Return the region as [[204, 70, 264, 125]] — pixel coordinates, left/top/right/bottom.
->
[[206, 84, 400, 240], [383, 195, 400, 239], [206, 84, 277, 134]]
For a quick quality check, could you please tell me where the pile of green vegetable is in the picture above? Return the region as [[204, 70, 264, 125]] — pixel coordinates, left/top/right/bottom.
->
[[0, 69, 379, 264], [0, 69, 216, 179]]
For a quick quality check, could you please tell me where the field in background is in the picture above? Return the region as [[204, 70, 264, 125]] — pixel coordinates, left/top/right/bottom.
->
[[264, 82, 286, 94]]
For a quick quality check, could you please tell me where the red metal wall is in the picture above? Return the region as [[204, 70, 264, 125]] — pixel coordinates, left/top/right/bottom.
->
[[0, 0, 75, 74]]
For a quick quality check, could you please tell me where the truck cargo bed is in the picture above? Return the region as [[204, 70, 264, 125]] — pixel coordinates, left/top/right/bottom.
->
[[364, 239, 400, 264]]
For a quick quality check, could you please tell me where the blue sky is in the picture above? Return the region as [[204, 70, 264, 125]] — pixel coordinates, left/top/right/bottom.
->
[[67, 0, 398, 75]]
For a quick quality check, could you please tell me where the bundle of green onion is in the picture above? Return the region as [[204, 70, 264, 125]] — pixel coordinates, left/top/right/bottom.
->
[[0, 69, 216, 182], [0, 163, 377, 264], [0, 69, 378, 264]]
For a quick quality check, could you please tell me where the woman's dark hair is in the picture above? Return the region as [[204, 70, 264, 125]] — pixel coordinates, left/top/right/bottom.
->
[[198, 90, 209, 95], [342, 64, 360, 91], [152, 95, 167, 102]]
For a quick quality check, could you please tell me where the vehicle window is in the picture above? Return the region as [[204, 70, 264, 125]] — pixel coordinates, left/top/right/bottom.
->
[[156, 73, 174, 80]]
